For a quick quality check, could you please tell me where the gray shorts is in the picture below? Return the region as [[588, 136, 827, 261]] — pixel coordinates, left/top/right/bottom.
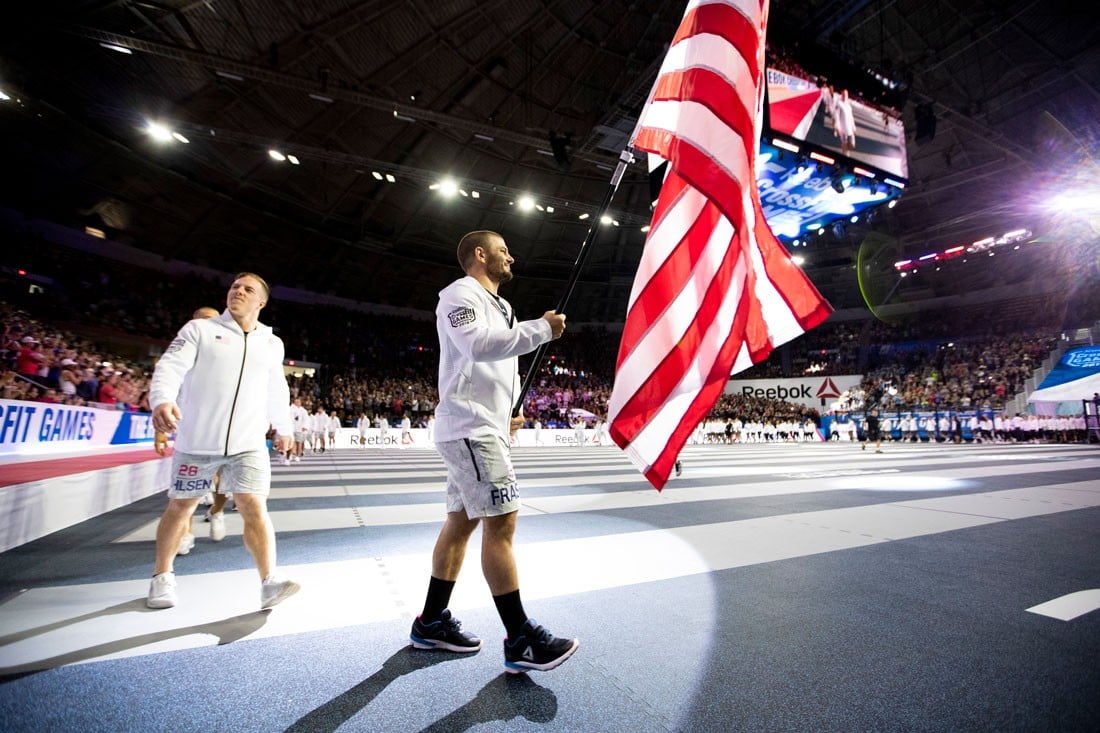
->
[[167, 449, 271, 499], [435, 435, 520, 518]]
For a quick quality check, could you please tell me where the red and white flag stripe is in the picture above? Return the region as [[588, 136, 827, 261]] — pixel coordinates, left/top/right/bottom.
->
[[608, 0, 832, 490]]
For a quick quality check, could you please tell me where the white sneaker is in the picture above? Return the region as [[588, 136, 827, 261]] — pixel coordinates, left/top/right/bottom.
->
[[260, 576, 301, 610], [282, 456, 290, 466], [176, 533, 195, 555], [147, 572, 177, 609], [200, 492, 214, 506], [293, 456, 301, 463], [209, 512, 226, 542]]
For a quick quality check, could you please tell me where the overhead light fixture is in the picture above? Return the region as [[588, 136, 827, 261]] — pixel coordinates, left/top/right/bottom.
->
[[474, 133, 495, 142], [773, 139, 800, 153], [578, 213, 590, 220], [600, 215, 613, 225], [439, 179, 458, 197], [372, 171, 384, 180], [641, 225, 651, 233], [393, 111, 416, 122], [216, 70, 244, 81], [850, 215, 858, 223], [887, 200, 898, 208], [309, 93, 334, 103], [459, 189, 469, 197], [145, 122, 173, 142], [471, 191, 480, 199], [518, 196, 536, 211], [99, 43, 132, 55], [809, 151, 835, 165], [0, 90, 9, 101], [171, 132, 190, 144], [384, 173, 396, 183], [852, 166, 875, 178], [545, 206, 554, 213], [791, 255, 805, 265], [268, 149, 286, 161], [287, 154, 300, 165]]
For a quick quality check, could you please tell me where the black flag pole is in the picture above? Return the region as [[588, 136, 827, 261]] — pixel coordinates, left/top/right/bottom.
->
[[512, 147, 636, 417]]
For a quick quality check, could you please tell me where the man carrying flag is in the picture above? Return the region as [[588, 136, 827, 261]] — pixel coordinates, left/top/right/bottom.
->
[[608, 0, 833, 489]]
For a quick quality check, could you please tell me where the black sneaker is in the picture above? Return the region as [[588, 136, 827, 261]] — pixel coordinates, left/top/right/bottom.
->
[[674, 460, 682, 477], [503, 619, 579, 674], [410, 609, 482, 652]]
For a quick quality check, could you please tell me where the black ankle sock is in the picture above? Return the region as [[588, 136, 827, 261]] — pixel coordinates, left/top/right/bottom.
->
[[421, 576, 455, 622], [493, 589, 528, 640]]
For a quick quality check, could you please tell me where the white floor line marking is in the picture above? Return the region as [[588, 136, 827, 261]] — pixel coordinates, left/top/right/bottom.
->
[[1026, 589, 1100, 621], [10, 478, 1100, 672]]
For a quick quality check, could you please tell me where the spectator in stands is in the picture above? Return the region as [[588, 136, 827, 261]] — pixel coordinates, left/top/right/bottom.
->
[[16, 336, 45, 381]]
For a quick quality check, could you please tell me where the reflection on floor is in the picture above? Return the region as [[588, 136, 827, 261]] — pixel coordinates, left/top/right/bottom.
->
[[2, 442, 1099, 732]]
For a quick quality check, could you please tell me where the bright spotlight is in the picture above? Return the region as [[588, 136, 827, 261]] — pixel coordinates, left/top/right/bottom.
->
[[171, 132, 190, 144], [439, 179, 458, 197], [145, 122, 173, 142], [287, 154, 300, 165], [600, 215, 613, 225], [518, 196, 536, 211], [268, 149, 286, 162]]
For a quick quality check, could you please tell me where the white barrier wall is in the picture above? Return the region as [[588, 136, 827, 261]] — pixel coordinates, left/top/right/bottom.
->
[[0, 449, 171, 553], [329, 427, 610, 449]]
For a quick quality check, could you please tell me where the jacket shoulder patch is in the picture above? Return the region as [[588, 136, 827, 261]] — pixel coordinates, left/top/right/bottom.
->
[[448, 306, 476, 327]]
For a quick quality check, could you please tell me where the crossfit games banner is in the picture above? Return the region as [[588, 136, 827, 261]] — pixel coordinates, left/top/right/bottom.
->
[[724, 375, 864, 409], [0, 399, 155, 457]]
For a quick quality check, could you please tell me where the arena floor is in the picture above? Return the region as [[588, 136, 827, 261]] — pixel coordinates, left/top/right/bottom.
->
[[1, 441, 1099, 732]]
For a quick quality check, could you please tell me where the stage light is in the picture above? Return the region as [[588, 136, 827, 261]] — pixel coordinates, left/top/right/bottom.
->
[[385, 173, 395, 183], [171, 132, 190, 144], [0, 90, 9, 101], [287, 154, 300, 165], [518, 196, 536, 211], [99, 43, 132, 55], [145, 122, 173, 142], [268, 149, 286, 161], [887, 200, 898, 208], [372, 171, 384, 180], [438, 179, 458, 197], [600, 215, 613, 225], [578, 213, 590, 220], [641, 225, 651, 233]]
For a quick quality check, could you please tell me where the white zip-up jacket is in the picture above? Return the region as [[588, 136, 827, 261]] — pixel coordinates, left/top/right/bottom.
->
[[434, 276, 552, 443], [149, 311, 292, 455]]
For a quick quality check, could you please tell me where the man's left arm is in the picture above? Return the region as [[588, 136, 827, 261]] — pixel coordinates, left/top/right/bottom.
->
[[266, 336, 294, 450]]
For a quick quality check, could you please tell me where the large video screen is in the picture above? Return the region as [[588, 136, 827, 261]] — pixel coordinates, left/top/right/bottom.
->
[[756, 140, 902, 241], [766, 68, 909, 180]]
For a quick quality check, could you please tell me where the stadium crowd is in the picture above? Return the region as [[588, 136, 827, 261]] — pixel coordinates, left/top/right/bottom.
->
[[1, 233, 1095, 444]]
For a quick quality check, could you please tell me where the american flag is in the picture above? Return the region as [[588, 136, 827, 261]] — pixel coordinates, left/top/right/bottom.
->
[[607, 0, 832, 490]]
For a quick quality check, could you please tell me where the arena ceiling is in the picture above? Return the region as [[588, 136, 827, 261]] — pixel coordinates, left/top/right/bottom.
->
[[2, 1, 1097, 322]]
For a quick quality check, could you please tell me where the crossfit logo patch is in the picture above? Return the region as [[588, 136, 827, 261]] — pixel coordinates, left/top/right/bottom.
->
[[448, 307, 476, 327]]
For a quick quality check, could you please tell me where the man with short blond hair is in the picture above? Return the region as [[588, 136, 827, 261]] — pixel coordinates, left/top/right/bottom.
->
[[146, 273, 299, 610]]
